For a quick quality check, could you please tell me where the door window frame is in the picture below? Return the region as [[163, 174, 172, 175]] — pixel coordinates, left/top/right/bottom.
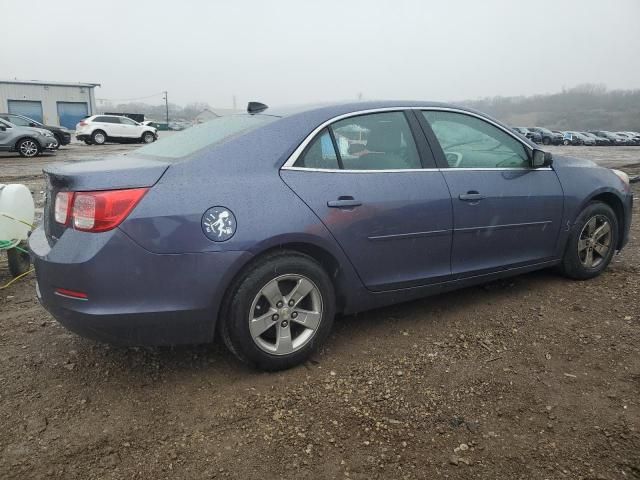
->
[[284, 109, 437, 172]]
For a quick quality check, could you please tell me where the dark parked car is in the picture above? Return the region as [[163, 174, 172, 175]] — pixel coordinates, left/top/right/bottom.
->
[[30, 101, 633, 370], [590, 131, 628, 145], [529, 127, 563, 145], [582, 132, 611, 146], [512, 127, 541, 143], [616, 132, 640, 146], [0, 113, 71, 149]]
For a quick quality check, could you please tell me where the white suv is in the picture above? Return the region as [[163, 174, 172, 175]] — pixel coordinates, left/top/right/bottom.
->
[[76, 115, 158, 145]]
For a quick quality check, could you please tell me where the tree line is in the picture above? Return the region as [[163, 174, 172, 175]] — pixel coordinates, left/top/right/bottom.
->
[[461, 84, 640, 131]]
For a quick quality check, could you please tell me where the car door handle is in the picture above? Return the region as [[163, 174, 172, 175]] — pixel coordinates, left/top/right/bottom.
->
[[327, 197, 362, 208], [459, 192, 485, 202]]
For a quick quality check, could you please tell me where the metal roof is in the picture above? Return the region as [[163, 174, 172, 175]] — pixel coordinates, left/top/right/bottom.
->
[[0, 79, 101, 88]]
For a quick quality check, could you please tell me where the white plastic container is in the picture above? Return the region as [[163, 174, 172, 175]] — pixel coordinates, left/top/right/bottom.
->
[[0, 184, 35, 242]]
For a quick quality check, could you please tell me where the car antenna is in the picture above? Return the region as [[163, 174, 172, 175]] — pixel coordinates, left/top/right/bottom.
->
[[247, 102, 268, 114]]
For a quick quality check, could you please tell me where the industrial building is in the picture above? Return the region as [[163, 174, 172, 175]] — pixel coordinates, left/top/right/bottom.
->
[[0, 79, 100, 129]]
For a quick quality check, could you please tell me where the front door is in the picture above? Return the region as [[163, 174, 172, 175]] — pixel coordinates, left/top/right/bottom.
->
[[281, 111, 453, 291], [418, 110, 564, 276]]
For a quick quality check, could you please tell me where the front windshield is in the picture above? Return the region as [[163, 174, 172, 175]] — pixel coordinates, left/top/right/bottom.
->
[[137, 114, 278, 160]]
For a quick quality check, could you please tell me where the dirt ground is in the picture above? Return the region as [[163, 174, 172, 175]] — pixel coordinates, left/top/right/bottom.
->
[[1, 140, 639, 479]]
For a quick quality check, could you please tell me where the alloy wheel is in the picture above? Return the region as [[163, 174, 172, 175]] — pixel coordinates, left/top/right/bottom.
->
[[249, 274, 323, 355], [19, 140, 38, 157], [578, 215, 612, 268], [94, 133, 105, 144]]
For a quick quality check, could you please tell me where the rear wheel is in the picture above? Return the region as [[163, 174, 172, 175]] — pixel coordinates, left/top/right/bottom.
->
[[221, 251, 335, 370], [91, 130, 106, 145], [563, 139, 570, 145], [17, 138, 40, 158], [559, 201, 618, 280], [542, 137, 551, 145]]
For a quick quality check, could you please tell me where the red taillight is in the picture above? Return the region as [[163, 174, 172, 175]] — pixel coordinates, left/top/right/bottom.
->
[[78, 121, 87, 126], [54, 188, 148, 232]]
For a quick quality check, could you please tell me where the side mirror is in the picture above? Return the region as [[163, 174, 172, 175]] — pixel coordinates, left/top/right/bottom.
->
[[532, 149, 552, 168]]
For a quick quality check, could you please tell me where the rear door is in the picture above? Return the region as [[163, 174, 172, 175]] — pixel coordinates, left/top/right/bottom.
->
[[418, 109, 564, 276], [281, 110, 453, 291]]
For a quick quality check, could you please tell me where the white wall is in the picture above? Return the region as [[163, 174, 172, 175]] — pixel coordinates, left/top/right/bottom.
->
[[0, 83, 97, 126]]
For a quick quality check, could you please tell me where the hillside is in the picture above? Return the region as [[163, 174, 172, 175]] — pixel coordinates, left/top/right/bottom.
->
[[460, 84, 640, 131]]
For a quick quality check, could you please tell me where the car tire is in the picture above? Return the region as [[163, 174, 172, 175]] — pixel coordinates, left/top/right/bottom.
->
[[559, 201, 618, 280], [563, 139, 570, 145], [542, 137, 550, 145], [7, 245, 31, 278], [91, 130, 107, 145], [52, 135, 61, 149], [16, 138, 40, 158], [142, 131, 155, 144], [220, 251, 336, 371]]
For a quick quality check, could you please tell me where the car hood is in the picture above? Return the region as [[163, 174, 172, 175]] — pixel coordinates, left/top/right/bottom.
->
[[551, 154, 598, 169]]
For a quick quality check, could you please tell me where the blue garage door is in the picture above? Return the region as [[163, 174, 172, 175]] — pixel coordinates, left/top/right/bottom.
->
[[57, 102, 88, 129], [8, 100, 43, 123]]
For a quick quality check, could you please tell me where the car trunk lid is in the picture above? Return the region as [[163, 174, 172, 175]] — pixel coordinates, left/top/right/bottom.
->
[[43, 154, 169, 242]]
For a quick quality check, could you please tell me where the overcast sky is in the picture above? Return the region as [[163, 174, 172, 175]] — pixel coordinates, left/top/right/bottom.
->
[[2, 0, 638, 108]]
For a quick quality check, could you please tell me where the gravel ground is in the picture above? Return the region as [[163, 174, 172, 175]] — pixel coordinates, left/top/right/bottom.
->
[[0, 141, 639, 479]]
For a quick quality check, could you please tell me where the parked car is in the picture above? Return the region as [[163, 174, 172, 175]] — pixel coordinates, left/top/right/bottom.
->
[[30, 101, 633, 370], [581, 132, 611, 146], [563, 131, 595, 146], [528, 127, 563, 145], [512, 127, 541, 143], [621, 131, 640, 143], [616, 132, 640, 146], [589, 131, 628, 146], [76, 115, 158, 145], [0, 113, 71, 149], [0, 118, 58, 157]]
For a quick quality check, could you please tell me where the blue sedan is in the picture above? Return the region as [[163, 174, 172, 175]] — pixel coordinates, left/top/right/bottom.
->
[[30, 101, 633, 370]]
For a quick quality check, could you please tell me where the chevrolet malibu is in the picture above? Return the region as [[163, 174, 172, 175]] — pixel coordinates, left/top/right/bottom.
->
[[30, 101, 633, 370]]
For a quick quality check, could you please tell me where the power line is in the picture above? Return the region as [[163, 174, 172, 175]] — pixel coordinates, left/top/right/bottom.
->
[[96, 92, 167, 103]]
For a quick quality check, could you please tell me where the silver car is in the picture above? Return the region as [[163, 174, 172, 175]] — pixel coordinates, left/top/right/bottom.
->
[[0, 118, 57, 157]]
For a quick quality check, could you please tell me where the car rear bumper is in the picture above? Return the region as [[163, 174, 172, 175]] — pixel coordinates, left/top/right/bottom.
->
[[75, 134, 91, 141], [29, 226, 252, 346]]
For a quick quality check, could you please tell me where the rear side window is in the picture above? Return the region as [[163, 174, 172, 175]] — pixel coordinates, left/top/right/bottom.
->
[[297, 129, 339, 169], [294, 111, 422, 171], [93, 116, 119, 123], [137, 115, 277, 160]]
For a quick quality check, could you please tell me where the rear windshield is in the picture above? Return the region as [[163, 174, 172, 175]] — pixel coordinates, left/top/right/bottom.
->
[[137, 115, 277, 160]]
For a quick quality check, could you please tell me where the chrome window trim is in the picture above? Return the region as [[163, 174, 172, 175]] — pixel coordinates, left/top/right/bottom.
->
[[282, 166, 552, 173], [280, 106, 541, 172]]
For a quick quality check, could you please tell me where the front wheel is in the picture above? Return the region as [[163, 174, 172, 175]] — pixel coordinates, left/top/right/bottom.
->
[[221, 251, 336, 370], [51, 136, 61, 149], [559, 202, 618, 280], [563, 139, 570, 146], [142, 131, 155, 143]]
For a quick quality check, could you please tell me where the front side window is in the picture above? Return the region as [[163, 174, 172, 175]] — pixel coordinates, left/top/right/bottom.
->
[[294, 111, 421, 171], [422, 111, 529, 169]]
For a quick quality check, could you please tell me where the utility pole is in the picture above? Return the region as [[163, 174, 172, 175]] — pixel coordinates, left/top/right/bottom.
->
[[164, 91, 169, 124]]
